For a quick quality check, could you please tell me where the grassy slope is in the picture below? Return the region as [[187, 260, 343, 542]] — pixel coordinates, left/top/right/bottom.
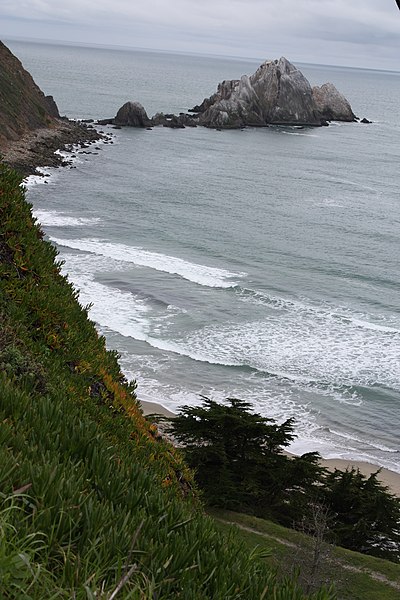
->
[[208, 509, 400, 600], [0, 163, 336, 599]]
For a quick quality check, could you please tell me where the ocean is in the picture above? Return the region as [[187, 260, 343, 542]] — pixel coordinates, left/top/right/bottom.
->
[[7, 39, 400, 472]]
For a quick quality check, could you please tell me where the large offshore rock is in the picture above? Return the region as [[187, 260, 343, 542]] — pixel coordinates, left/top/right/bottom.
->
[[191, 57, 356, 128], [312, 83, 357, 122], [114, 101, 151, 127]]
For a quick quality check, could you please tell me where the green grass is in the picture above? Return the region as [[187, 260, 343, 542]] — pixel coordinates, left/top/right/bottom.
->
[[208, 509, 400, 600], [0, 163, 336, 598]]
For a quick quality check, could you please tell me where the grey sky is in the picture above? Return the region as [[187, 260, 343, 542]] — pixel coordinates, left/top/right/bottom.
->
[[1, 0, 399, 70]]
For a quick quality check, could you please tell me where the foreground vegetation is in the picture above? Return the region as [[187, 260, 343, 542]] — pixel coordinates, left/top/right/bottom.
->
[[209, 509, 400, 600], [0, 164, 336, 598]]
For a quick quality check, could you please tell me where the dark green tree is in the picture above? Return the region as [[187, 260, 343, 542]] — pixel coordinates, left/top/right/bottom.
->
[[169, 397, 324, 519], [169, 397, 400, 562], [321, 467, 400, 561]]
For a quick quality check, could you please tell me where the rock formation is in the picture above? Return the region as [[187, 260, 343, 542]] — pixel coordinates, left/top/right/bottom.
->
[[190, 57, 356, 128], [312, 82, 356, 122], [151, 112, 197, 128], [114, 101, 151, 127], [106, 57, 359, 131], [194, 58, 322, 128]]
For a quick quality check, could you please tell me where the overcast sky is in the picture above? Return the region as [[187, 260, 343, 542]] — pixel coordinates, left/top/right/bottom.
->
[[1, 0, 399, 70]]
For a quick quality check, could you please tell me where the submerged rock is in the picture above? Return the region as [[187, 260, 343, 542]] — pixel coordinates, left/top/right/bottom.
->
[[114, 101, 151, 127], [151, 112, 197, 128]]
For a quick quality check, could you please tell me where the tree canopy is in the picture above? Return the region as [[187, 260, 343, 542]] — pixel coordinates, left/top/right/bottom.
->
[[169, 397, 400, 562]]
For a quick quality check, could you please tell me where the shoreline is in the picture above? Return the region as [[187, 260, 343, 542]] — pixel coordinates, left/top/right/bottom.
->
[[1, 118, 107, 176], [11, 115, 397, 499], [140, 398, 400, 497]]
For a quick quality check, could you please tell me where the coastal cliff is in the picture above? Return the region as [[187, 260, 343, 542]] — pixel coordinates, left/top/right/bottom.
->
[[0, 41, 101, 174], [0, 40, 60, 146]]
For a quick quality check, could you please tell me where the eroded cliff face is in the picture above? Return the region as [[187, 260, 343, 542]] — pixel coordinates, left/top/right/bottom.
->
[[0, 41, 61, 149], [0, 41, 103, 175], [191, 57, 356, 128]]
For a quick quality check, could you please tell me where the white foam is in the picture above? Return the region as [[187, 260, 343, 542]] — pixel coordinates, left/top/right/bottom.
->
[[33, 209, 101, 227], [176, 307, 400, 393], [23, 167, 57, 188], [348, 317, 400, 334], [289, 436, 400, 474], [59, 253, 188, 341], [60, 250, 400, 396], [329, 429, 399, 454], [59, 254, 151, 340], [237, 288, 400, 335], [59, 249, 399, 400], [281, 131, 319, 137], [52, 237, 245, 288]]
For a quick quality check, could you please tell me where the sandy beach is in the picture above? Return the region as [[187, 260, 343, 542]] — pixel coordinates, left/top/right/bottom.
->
[[140, 398, 400, 497]]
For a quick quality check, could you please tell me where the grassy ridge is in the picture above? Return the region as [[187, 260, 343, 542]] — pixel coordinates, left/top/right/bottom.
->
[[209, 509, 400, 600], [0, 163, 334, 598]]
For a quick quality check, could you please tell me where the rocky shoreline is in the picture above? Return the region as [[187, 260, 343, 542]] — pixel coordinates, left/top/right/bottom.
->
[[0, 40, 111, 176], [0, 118, 109, 177]]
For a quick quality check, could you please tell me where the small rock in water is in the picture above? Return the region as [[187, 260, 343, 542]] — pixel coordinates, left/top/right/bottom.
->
[[114, 101, 151, 127]]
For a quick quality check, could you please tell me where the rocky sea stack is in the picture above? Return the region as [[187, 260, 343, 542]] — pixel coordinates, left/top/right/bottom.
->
[[114, 101, 151, 127], [111, 57, 357, 130], [191, 57, 357, 128]]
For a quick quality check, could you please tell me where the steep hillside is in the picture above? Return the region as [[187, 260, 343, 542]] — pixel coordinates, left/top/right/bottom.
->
[[0, 164, 335, 598], [0, 41, 59, 147], [0, 41, 101, 174]]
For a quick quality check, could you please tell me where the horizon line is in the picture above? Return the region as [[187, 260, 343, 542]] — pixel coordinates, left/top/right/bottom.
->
[[3, 34, 400, 76]]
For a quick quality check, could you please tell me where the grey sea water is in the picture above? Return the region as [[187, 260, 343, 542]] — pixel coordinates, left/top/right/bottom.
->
[[8, 39, 400, 471]]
